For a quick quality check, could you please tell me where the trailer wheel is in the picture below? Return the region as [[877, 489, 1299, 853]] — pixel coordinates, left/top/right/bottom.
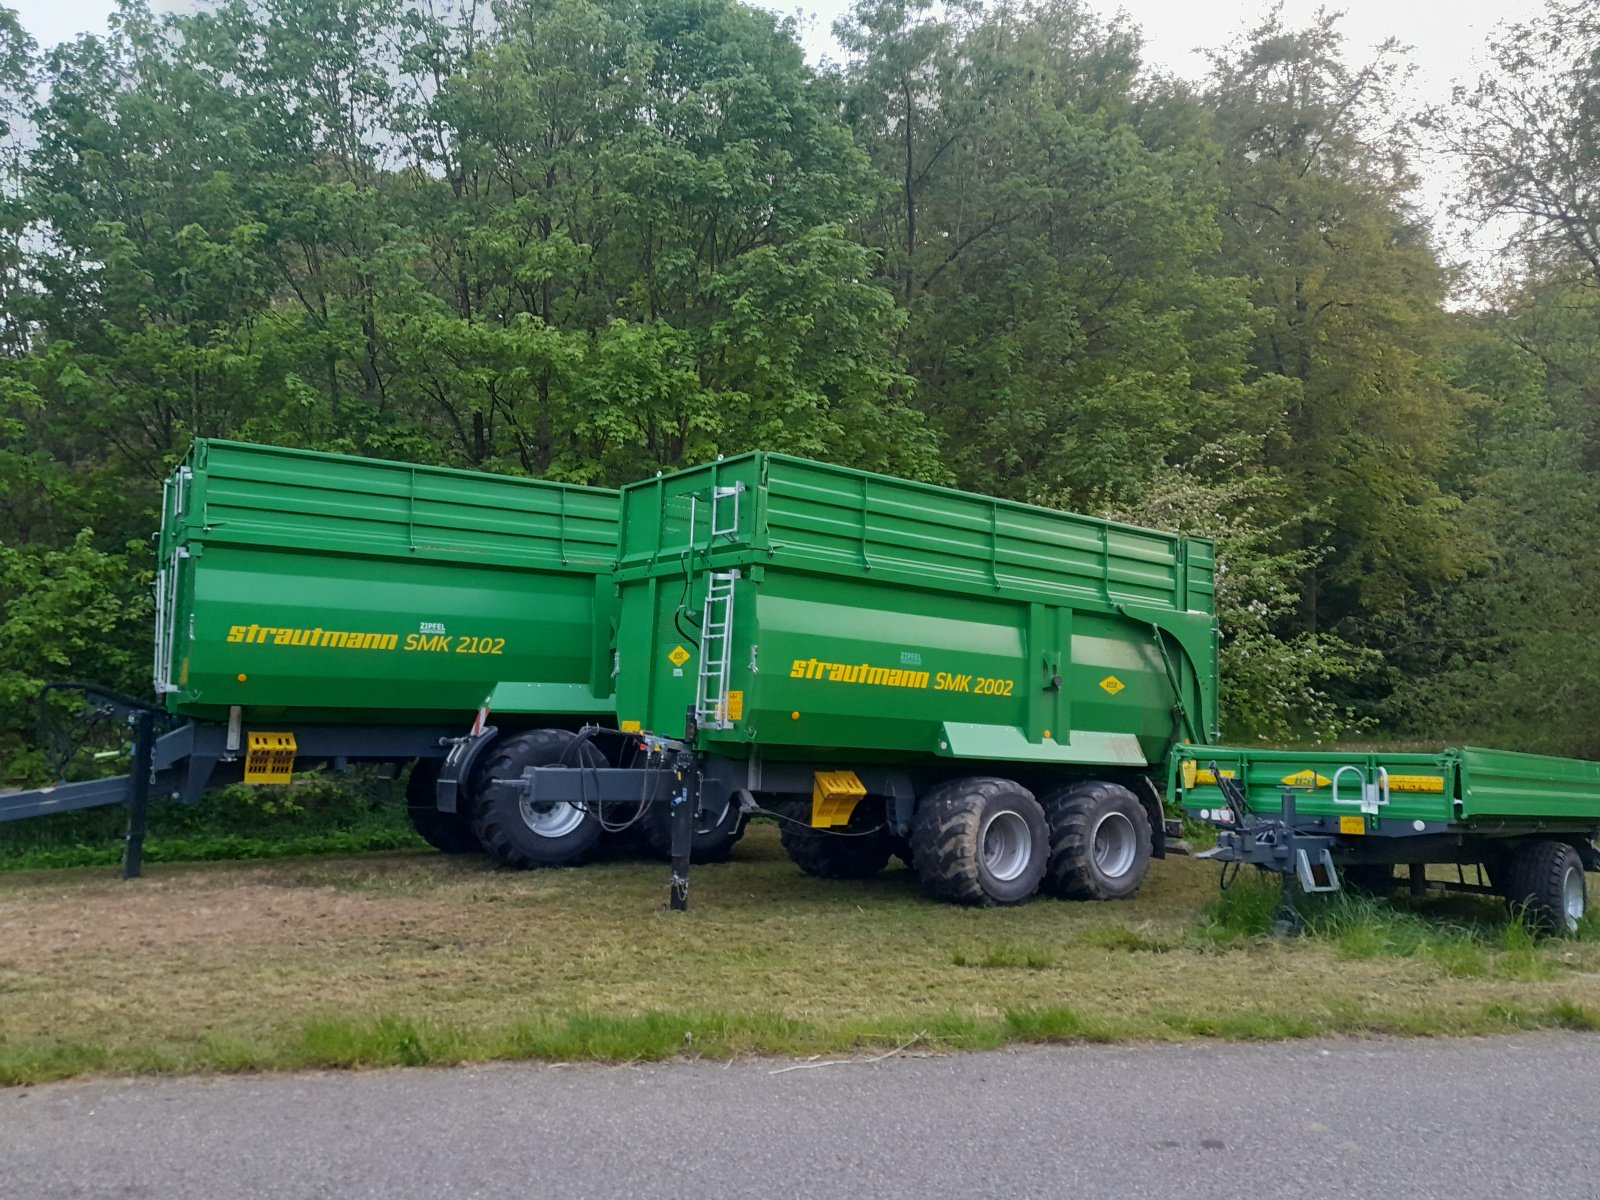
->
[[405, 759, 482, 854], [910, 778, 1048, 906], [778, 799, 894, 879], [1040, 780, 1151, 901], [1503, 840, 1587, 935], [639, 791, 748, 864], [471, 729, 605, 869]]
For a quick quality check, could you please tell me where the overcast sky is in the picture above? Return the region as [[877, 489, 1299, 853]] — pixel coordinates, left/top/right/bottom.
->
[[8, 0, 1535, 87], [5, 0, 1547, 274]]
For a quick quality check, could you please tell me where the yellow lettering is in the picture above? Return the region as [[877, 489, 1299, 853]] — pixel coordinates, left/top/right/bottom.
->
[[224, 622, 409, 652]]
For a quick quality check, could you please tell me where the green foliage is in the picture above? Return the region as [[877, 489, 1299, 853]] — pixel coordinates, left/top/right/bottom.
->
[[0, 771, 417, 867], [1205, 11, 1477, 633], [1106, 446, 1374, 742], [836, 0, 1271, 506], [1387, 419, 1600, 757], [0, 533, 151, 782]]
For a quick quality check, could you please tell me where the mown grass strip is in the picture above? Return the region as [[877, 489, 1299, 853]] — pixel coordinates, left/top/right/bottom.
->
[[8, 997, 1600, 1087]]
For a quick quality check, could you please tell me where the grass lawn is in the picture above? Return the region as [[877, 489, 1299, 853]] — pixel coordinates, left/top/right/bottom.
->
[[2, 823, 1598, 1085]]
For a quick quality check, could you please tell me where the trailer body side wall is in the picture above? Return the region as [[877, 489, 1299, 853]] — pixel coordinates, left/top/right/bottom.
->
[[614, 453, 1217, 770], [157, 441, 620, 723]]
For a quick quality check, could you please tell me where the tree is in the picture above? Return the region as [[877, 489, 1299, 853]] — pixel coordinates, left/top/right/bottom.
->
[[1430, 1, 1600, 467], [1435, 2, 1600, 291], [835, 0, 1275, 505], [1206, 10, 1475, 635]]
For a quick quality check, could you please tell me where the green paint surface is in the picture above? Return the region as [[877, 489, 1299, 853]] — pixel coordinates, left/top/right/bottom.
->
[[614, 452, 1217, 771], [157, 441, 619, 724]]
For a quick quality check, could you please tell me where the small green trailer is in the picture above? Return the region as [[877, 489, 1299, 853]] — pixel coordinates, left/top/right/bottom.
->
[[471, 451, 1216, 906], [1, 440, 640, 867], [1171, 745, 1600, 933]]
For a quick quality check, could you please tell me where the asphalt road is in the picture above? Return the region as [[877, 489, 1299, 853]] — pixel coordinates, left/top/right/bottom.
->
[[3, 1035, 1597, 1199]]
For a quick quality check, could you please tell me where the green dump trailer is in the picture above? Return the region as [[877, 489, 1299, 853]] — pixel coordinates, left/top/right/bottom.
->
[[472, 452, 1216, 906], [1, 439, 631, 867], [1172, 744, 1600, 934]]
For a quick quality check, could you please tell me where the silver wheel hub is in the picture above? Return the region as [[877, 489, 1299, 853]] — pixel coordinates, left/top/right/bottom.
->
[[1563, 865, 1586, 933], [1091, 811, 1138, 879], [981, 809, 1032, 882], [519, 797, 586, 839]]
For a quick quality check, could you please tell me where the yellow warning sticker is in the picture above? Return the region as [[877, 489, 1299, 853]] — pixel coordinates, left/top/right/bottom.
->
[[668, 645, 691, 667], [1099, 675, 1126, 696], [1281, 770, 1333, 788], [620, 719, 642, 733], [725, 690, 744, 720], [1339, 816, 1366, 835], [1387, 775, 1444, 794]]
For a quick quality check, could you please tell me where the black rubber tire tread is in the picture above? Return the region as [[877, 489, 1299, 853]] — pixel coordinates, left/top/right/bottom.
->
[[1339, 863, 1397, 898], [404, 759, 482, 855], [1040, 780, 1152, 901], [470, 729, 606, 870], [1502, 840, 1585, 935], [909, 777, 1048, 906], [777, 798, 894, 880], [638, 793, 749, 864]]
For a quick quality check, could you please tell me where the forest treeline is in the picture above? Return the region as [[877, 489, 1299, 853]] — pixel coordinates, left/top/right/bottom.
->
[[0, 0, 1596, 777]]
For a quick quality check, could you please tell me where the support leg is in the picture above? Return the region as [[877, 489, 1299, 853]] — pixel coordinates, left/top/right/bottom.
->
[[1409, 863, 1426, 897], [668, 752, 698, 912], [123, 710, 155, 880], [1272, 875, 1304, 938]]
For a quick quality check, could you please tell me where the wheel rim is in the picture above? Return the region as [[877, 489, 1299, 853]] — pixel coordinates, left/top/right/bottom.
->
[[1563, 865, 1585, 933], [519, 797, 586, 839], [980, 809, 1032, 882], [696, 794, 733, 836], [1091, 811, 1138, 879]]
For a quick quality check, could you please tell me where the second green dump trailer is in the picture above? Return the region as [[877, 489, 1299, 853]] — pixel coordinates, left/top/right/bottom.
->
[[1171, 744, 1600, 934], [0, 440, 682, 868], [477, 451, 1218, 906]]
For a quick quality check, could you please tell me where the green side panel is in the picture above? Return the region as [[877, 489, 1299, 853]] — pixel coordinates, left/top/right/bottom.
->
[[618, 453, 1215, 617], [614, 453, 1217, 770], [157, 440, 619, 724], [938, 723, 1147, 766], [1171, 746, 1458, 825], [485, 681, 615, 717], [1458, 747, 1600, 820], [1171, 744, 1600, 827]]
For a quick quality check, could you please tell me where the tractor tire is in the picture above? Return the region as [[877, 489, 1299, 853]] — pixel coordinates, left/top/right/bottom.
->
[[470, 729, 606, 869], [910, 777, 1048, 906], [405, 758, 481, 854], [1040, 780, 1151, 901], [1502, 840, 1587, 935], [778, 798, 894, 880], [639, 788, 748, 864], [1339, 863, 1397, 898]]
